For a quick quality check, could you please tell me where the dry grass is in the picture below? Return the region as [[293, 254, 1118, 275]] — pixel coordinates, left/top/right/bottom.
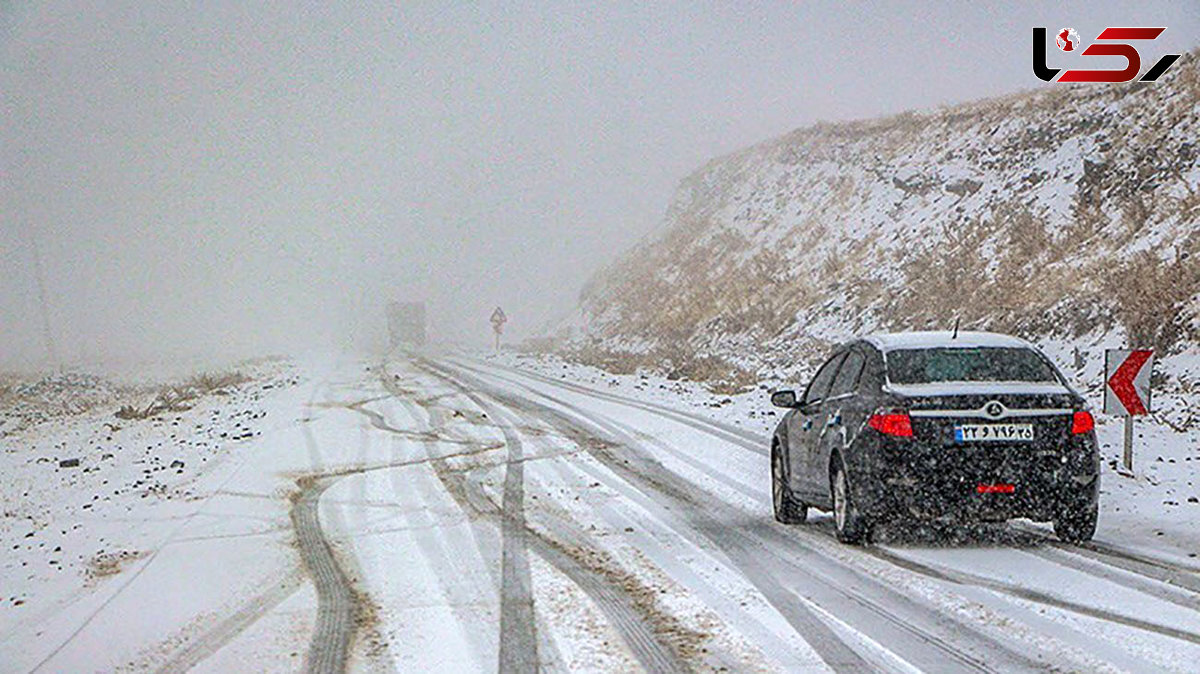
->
[[85, 549, 148, 584], [1103, 250, 1200, 352], [516, 335, 565, 355], [0, 374, 19, 404], [1, 372, 129, 433], [566, 342, 755, 395], [115, 370, 250, 420]]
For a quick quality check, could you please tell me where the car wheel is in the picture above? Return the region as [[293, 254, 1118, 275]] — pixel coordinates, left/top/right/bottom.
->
[[831, 456, 871, 544], [1053, 501, 1098, 544], [772, 444, 807, 524]]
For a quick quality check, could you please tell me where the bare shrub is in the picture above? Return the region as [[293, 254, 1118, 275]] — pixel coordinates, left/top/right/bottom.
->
[[1164, 162, 1200, 223], [517, 335, 564, 355], [566, 342, 652, 376], [0, 374, 17, 404], [186, 371, 249, 394], [1103, 250, 1200, 352], [664, 353, 756, 394], [1066, 157, 1114, 244], [893, 215, 995, 326], [1119, 194, 1154, 239], [1174, 48, 1200, 101]]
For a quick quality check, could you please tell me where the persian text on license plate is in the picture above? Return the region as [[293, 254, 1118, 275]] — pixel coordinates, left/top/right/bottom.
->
[[954, 423, 1033, 442]]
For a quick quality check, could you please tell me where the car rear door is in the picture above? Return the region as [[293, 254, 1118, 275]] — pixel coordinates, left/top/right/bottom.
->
[[813, 349, 867, 483], [788, 351, 845, 499]]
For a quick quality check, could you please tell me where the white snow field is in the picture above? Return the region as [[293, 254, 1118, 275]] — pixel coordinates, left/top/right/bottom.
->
[[2, 349, 1199, 673]]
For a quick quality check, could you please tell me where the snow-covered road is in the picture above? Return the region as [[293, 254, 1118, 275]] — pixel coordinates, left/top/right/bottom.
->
[[3, 351, 1199, 672]]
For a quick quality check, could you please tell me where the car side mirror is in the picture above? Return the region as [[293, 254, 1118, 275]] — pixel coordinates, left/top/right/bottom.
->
[[770, 390, 799, 408]]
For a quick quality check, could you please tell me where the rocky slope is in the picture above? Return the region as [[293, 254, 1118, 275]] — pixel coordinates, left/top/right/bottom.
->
[[571, 50, 1200, 389]]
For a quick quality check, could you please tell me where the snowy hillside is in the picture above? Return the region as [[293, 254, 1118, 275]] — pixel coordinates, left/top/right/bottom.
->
[[573, 50, 1200, 389]]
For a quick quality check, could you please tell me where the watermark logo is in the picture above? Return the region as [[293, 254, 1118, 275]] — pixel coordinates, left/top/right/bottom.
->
[[1056, 28, 1080, 52], [1034, 27, 1181, 83]]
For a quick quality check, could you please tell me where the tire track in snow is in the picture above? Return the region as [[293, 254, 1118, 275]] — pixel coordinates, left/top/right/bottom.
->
[[1020, 545, 1200, 612], [156, 570, 306, 674], [528, 399, 1004, 672], [388, 363, 541, 671], [291, 374, 412, 674], [291, 475, 355, 674], [1011, 522, 1200, 600], [869, 548, 1200, 646], [415, 361, 689, 673], [380, 393, 502, 671], [451, 392, 540, 673], [293, 380, 359, 674], [434, 361, 886, 672], [386, 380, 576, 671], [307, 368, 520, 673], [526, 540, 682, 673], [1075, 538, 1200, 575], [462, 357, 765, 453]]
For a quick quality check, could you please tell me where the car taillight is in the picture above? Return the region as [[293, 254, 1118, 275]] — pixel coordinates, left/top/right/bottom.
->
[[977, 483, 1016, 494], [868, 411, 913, 437], [1071, 410, 1095, 434]]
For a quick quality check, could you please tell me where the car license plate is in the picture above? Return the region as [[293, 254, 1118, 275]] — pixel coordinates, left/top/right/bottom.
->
[[954, 423, 1033, 442]]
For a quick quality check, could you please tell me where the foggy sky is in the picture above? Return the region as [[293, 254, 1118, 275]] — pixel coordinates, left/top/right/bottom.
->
[[3, 2, 1197, 370]]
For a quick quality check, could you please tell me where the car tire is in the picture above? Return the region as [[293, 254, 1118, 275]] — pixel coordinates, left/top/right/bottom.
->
[[1053, 501, 1098, 544], [830, 455, 871, 544], [772, 443, 807, 524]]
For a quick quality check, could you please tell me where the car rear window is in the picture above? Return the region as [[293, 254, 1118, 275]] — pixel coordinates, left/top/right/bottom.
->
[[886, 347, 1058, 384]]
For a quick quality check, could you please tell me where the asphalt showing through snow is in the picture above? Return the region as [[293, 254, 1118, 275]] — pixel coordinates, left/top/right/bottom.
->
[[291, 476, 355, 674], [463, 395, 540, 673]]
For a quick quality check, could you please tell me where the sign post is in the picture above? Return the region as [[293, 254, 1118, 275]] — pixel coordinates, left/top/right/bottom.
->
[[1103, 348, 1154, 472], [489, 307, 507, 353]]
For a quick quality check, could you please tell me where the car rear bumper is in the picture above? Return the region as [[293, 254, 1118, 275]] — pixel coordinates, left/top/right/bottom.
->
[[851, 433, 1100, 523]]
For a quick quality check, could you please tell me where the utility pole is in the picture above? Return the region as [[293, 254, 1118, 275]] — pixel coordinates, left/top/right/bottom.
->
[[28, 228, 59, 369], [8, 113, 60, 370]]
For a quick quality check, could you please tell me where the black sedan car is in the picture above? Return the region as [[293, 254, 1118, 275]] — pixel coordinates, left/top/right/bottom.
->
[[770, 331, 1099, 544]]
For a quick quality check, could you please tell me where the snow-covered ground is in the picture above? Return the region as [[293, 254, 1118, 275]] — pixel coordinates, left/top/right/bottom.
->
[[0, 358, 311, 672], [2, 349, 1198, 673]]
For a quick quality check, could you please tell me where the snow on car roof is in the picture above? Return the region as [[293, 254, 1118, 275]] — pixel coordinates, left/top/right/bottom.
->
[[862, 331, 1035, 352]]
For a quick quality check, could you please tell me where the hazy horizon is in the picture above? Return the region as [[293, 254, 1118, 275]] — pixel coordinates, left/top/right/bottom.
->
[[4, 1, 1197, 371]]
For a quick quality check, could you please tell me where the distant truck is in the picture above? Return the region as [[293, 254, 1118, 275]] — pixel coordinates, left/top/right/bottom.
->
[[387, 301, 427, 347]]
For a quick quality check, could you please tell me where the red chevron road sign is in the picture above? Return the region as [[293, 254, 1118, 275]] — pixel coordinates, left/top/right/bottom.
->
[[1104, 349, 1154, 416]]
